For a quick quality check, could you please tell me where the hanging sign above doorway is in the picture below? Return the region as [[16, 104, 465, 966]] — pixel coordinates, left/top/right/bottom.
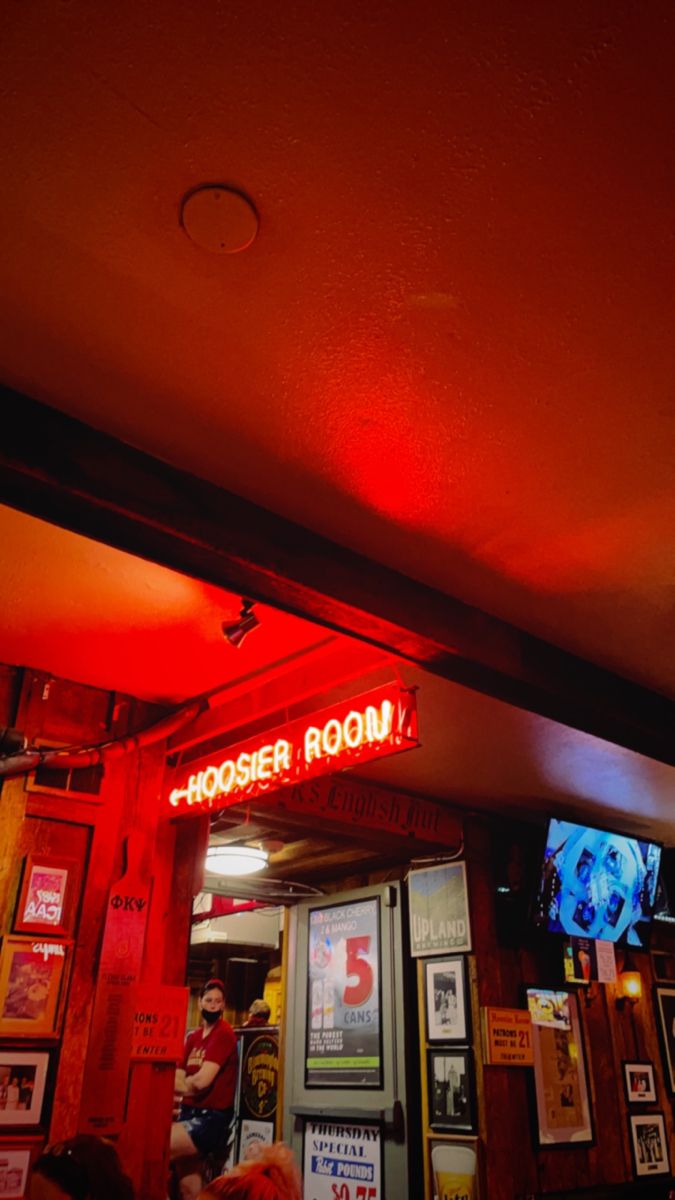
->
[[167, 683, 419, 817]]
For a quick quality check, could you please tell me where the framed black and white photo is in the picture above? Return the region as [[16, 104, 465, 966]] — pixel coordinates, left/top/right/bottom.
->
[[623, 1060, 657, 1105], [428, 1048, 475, 1132], [654, 986, 675, 1093], [425, 956, 469, 1043], [0, 1049, 49, 1129], [629, 1112, 671, 1177]]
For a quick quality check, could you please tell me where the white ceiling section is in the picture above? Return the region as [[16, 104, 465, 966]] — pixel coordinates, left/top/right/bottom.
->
[[0, 3, 674, 838]]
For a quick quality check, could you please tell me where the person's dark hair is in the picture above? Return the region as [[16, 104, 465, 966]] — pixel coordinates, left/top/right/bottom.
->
[[200, 977, 226, 999], [32, 1135, 135, 1200]]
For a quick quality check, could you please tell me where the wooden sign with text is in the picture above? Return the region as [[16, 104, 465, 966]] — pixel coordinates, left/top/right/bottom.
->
[[274, 775, 461, 845], [131, 984, 188, 1062], [482, 1006, 533, 1066], [78, 837, 151, 1134]]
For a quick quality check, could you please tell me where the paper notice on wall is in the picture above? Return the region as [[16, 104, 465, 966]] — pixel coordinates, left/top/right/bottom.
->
[[595, 940, 617, 983]]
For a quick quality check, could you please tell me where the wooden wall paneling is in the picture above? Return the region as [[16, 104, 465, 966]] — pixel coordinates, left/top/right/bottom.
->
[[0, 672, 33, 935], [464, 818, 538, 1200], [417, 961, 432, 1200], [48, 753, 131, 1139], [0, 663, 21, 726], [119, 741, 177, 1200], [19, 670, 113, 746], [163, 814, 210, 986], [0, 778, 29, 934]]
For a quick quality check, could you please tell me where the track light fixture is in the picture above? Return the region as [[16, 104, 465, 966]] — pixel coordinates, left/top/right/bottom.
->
[[222, 598, 260, 649]]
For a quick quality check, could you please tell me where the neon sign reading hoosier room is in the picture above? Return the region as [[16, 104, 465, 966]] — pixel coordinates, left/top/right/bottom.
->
[[167, 683, 419, 816]]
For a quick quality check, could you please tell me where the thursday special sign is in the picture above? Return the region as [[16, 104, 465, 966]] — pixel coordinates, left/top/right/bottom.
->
[[305, 897, 382, 1087], [303, 1120, 381, 1200], [408, 861, 472, 956]]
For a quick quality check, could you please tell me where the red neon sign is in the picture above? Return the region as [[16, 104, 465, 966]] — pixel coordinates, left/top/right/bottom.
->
[[167, 683, 418, 817]]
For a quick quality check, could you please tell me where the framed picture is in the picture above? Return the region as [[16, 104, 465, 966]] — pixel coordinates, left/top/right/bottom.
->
[[654, 985, 675, 1092], [428, 1048, 475, 1131], [526, 988, 594, 1146], [623, 1060, 657, 1105], [425, 956, 469, 1043], [628, 1112, 671, 1177], [305, 897, 383, 1088], [429, 1138, 480, 1200], [409, 861, 471, 956], [0, 1146, 31, 1198], [0, 1050, 50, 1128], [13, 855, 79, 937], [0, 936, 69, 1037]]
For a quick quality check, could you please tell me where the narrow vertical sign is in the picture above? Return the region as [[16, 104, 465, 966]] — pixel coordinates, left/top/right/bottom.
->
[[79, 837, 150, 1133]]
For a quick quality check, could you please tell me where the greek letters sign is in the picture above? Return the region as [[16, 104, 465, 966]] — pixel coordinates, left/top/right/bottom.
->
[[408, 862, 472, 957], [303, 1120, 381, 1200], [482, 1007, 533, 1066], [78, 837, 151, 1134], [306, 899, 382, 1088], [167, 684, 418, 816], [131, 984, 188, 1061]]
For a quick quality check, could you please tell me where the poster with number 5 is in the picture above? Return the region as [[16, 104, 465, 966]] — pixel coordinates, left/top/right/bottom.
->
[[305, 898, 382, 1087]]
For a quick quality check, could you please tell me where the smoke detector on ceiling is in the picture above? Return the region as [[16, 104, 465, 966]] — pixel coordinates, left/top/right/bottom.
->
[[180, 184, 259, 254]]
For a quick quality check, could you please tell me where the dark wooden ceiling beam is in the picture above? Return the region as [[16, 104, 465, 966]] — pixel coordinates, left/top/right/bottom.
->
[[1, 388, 674, 765]]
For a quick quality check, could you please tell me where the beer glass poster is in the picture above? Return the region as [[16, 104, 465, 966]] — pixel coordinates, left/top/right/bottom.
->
[[305, 898, 382, 1087]]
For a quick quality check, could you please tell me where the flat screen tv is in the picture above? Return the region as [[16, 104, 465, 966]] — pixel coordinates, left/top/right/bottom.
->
[[534, 818, 662, 947]]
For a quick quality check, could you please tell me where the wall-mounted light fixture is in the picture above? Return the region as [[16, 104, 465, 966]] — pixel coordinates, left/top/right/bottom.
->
[[222, 598, 260, 649], [205, 845, 269, 877], [616, 955, 643, 1010]]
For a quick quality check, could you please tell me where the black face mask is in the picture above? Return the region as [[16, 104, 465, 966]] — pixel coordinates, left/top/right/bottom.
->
[[200, 1008, 221, 1024]]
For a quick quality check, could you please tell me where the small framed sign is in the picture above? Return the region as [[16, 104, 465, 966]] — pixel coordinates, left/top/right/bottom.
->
[[628, 1112, 671, 1177], [0, 1050, 50, 1129], [425, 956, 470, 1044], [623, 1060, 657, 1105], [428, 1048, 476, 1132], [0, 1146, 31, 1198], [13, 855, 79, 938], [0, 936, 69, 1038]]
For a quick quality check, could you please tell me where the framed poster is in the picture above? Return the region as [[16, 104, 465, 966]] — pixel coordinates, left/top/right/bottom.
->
[[237, 1118, 274, 1164], [428, 1048, 475, 1131], [628, 1112, 671, 1177], [526, 988, 594, 1146], [429, 1139, 479, 1200], [13, 855, 78, 938], [305, 897, 382, 1088], [654, 985, 675, 1092], [0, 1148, 31, 1198], [622, 1060, 657, 1105], [0, 1049, 49, 1128], [425, 956, 469, 1043], [409, 861, 471, 956], [303, 1119, 381, 1200], [0, 936, 68, 1037]]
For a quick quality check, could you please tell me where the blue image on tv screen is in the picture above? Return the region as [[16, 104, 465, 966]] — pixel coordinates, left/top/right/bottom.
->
[[536, 819, 662, 947]]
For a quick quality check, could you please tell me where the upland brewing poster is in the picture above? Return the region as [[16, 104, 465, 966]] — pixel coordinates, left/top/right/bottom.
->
[[408, 862, 472, 956]]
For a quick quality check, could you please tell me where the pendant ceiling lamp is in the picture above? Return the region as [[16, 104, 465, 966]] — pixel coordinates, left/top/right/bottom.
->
[[205, 845, 269, 877]]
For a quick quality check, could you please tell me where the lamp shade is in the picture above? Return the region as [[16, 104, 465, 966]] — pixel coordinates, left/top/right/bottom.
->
[[619, 969, 642, 1003], [206, 846, 269, 877]]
